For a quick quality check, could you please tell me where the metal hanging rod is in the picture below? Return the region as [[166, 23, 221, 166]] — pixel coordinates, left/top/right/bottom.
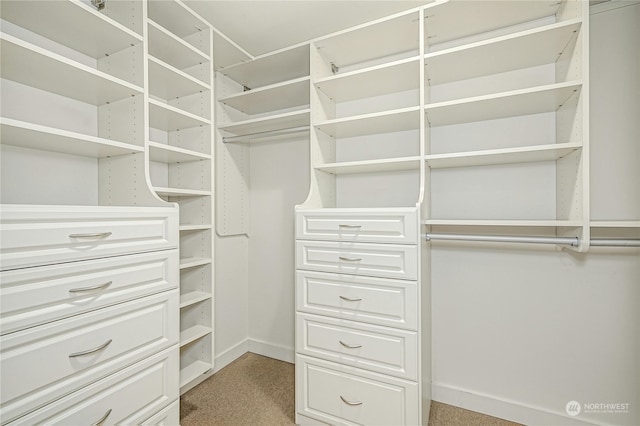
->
[[590, 239, 640, 247], [424, 233, 640, 248], [223, 126, 310, 144]]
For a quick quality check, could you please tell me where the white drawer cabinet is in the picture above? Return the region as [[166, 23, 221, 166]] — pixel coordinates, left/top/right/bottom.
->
[[296, 240, 418, 280], [0, 205, 179, 271], [296, 313, 418, 380], [296, 270, 418, 330], [7, 347, 178, 426], [296, 355, 419, 426], [296, 209, 418, 244]]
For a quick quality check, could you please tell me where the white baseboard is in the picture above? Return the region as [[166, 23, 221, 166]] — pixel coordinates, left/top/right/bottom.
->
[[214, 339, 249, 373], [432, 383, 602, 426], [248, 338, 295, 363]]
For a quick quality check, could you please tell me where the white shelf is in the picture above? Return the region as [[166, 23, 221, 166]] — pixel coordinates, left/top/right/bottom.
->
[[424, 81, 582, 127], [148, 141, 211, 163], [0, 0, 142, 58], [1, 33, 143, 105], [154, 187, 212, 197], [219, 77, 310, 115], [180, 291, 212, 309], [180, 325, 212, 347], [218, 109, 310, 136], [424, 0, 561, 46], [179, 224, 213, 232], [426, 142, 582, 169], [315, 56, 420, 102], [316, 156, 422, 175], [179, 257, 213, 270], [423, 219, 584, 227], [316, 106, 420, 139], [148, 99, 211, 132], [590, 221, 640, 228], [314, 9, 419, 68], [148, 56, 210, 100], [180, 360, 212, 389], [213, 30, 252, 70], [425, 19, 582, 85], [147, 0, 209, 48], [0, 117, 143, 158], [148, 20, 210, 71], [218, 44, 309, 89]]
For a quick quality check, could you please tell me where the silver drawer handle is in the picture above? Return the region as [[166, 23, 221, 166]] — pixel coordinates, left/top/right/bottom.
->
[[68, 339, 112, 358], [69, 232, 112, 239], [338, 224, 362, 228], [340, 396, 363, 406], [339, 256, 362, 262], [91, 408, 112, 426], [339, 295, 362, 302], [69, 281, 112, 293], [339, 340, 362, 349]]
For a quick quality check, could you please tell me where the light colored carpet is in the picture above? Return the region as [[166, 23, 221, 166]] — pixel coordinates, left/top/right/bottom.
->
[[180, 353, 521, 426]]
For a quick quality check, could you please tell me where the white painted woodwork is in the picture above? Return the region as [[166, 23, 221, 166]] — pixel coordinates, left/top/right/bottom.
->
[[219, 76, 310, 115], [219, 109, 311, 137]]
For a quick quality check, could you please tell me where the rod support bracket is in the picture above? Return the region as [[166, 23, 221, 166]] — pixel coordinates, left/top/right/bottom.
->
[[91, 0, 106, 11]]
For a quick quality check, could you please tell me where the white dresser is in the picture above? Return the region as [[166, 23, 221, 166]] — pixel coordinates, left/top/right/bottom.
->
[[0, 205, 180, 425], [295, 208, 422, 425]]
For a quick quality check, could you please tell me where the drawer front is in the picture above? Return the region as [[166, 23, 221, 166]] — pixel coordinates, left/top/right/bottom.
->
[[296, 313, 418, 380], [1, 250, 178, 335], [0, 205, 178, 271], [141, 400, 180, 425], [296, 209, 418, 244], [296, 355, 419, 426], [8, 347, 178, 426], [296, 271, 418, 330], [296, 241, 418, 280], [0, 290, 179, 423]]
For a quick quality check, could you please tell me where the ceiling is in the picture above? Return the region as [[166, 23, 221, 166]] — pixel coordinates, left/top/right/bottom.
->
[[185, 1, 428, 57]]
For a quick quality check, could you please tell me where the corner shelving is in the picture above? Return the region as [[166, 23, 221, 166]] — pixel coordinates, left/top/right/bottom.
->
[[315, 106, 420, 139], [218, 76, 310, 115], [316, 156, 422, 175]]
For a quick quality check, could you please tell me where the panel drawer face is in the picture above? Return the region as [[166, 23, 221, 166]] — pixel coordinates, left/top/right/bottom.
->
[[7, 347, 179, 426], [0, 290, 179, 423], [296, 209, 418, 244], [0, 205, 179, 271], [296, 241, 418, 280], [296, 313, 418, 380], [296, 271, 418, 330], [1, 250, 178, 335], [296, 355, 419, 426]]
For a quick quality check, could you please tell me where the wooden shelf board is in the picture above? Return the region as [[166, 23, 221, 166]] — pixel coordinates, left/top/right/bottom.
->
[[423, 219, 583, 227], [424, 81, 582, 127], [1, 34, 143, 105], [425, 20, 582, 85], [316, 106, 420, 139], [426, 142, 582, 169], [148, 99, 210, 132], [0, 0, 142, 58], [180, 291, 212, 309], [218, 44, 309, 89], [590, 221, 640, 228], [219, 77, 310, 115], [148, 56, 210, 100], [180, 325, 212, 346], [148, 20, 210, 71], [0, 117, 143, 158], [179, 224, 213, 231], [180, 360, 212, 388], [316, 56, 420, 102], [155, 187, 212, 198], [148, 141, 211, 163], [219, 109, 310, 136], [179, 257, 213, 269], [317, 156, 422, 175]]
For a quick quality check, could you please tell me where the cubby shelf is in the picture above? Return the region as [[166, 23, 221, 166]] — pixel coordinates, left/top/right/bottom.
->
[[218, 109, 310, 136], [154, 187, 212, 197], [423, 219, 584, 227], [219, 76, 310, 115], [180, 360, 212, 389], [148, 0, 209, 50], [315, 56, 420, 102], [316, 156, 422, 175], [179, 257, 213, 270], [180, 291, 212, 309], [0, 118, 143, 158], [315, 106, 420, 138], [425, 19, 582, 85], [1, 33, 143, 105], [424, 81, 582, 127], [212, 29, 252, 70], [148, 56, 211, 100], [148, 99, 211, 131], [0, 0, 142, 58], [148, 20, 210, 71], [148, 141, 211, 163], [180, 324, 212, 347], [179, 225, 213, 232]]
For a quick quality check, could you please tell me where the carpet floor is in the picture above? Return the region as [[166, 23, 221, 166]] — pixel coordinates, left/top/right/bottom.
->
[[180, 353, 521, 426]]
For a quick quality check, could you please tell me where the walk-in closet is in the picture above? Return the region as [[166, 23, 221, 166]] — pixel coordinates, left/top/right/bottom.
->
[[1, 1, 638, 425]]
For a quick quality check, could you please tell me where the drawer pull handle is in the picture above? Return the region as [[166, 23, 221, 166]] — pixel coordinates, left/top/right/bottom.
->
[[69, 281, 112, 293], [339, 256, 362, 262], [339, 340, 362, 349], [91, 408, 112, 426], [69, 232, 112, 239], [338, 224, 362, 229], [340, 396, 363, 406], [68, 339, 112, 358], [339, 295, 362, 302]]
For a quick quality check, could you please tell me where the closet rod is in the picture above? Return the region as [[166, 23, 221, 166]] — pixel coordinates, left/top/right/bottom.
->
[[424, 233, 640, 248], [590, 239, 640, 247], [223, 126, 309, 143]]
